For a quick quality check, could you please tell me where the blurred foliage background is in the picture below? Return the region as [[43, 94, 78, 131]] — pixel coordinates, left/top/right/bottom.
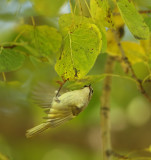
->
[[0, 0, 151, 160]]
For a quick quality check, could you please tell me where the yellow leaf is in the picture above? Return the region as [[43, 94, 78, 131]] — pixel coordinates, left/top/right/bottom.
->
[[113, 8, 125, 28], [0, 152, 9, 160], [107, 30, 147, 64], [140, 37, 151, 59]]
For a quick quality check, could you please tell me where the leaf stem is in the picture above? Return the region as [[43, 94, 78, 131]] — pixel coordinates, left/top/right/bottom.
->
[[2, 72, 6, 82], [112, 29, 151, 103], [101, 56, 115, 160], [31, 16, 35, 26], [69, 0, 74, 15]]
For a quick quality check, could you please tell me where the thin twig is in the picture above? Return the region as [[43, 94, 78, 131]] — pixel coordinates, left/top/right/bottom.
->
[[101, 56, 115, 160], [144, 79, 151, 83], [31, 16, 35, 26], [112, 29, 151, 103], [56, 78, 68, 97]]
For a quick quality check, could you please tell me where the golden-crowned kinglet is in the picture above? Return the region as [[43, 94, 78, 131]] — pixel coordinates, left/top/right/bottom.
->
[[26, 85, 93, 138]]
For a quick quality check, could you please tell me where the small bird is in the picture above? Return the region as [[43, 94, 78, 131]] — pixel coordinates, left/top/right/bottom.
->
[[26, 85, 93, 138]]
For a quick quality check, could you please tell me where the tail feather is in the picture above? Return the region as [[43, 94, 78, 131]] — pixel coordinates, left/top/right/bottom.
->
[[26, 122, 50, 138]]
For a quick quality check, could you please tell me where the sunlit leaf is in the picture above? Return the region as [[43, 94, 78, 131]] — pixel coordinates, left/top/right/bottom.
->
[[0, 48, 25, 72], [140, 38, 151, 59], [55, 14, 102, 80], [110, 42, 147, 64], [0, 152, 9, 160], [116, 0, 149, 39], [90, 0, 114, 28], [59, 14, 90, 36], [107, 30, 148, 64], [59, 14, 106, 53], [113, 8, 125, 28]]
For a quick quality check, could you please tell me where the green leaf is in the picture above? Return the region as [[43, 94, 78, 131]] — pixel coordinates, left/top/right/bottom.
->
[[55, 14, 102, 80], [133, 0, 151, 8], [144, 16, 151, 32], [116, 0, 149, 39], [32, 0, 67, 16], [29, 56, 50, 69], [65, 75, 105, 90], [0, 48, 25, 72], [99, 26, 107, 53], [17, 25, 62, 58]]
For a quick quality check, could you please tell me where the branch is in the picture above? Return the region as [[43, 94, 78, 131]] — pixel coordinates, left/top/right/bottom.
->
[[111, 150, 130, 160], [113, 10, 151, 16], [139, 10, 151, 14], [101, 56, 115, 160], [112, 29, 151, 103], [0, 45, 17, 49]]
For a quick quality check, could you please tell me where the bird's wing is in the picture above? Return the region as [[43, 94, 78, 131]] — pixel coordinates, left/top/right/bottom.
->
[[31, 83, 56, 108], [44, 107, 74, 127]]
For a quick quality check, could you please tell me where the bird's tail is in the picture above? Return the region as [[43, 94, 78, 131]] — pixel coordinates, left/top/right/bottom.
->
[[26, 122, 50, 138]]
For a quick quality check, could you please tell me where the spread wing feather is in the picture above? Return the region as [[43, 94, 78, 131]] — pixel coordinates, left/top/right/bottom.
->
[[32, 83, 56, 108], [44, 107, 74, 127], [47, 114, 73, 127]]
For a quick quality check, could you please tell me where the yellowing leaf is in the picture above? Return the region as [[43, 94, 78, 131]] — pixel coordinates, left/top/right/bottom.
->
[[116, 0, 149, 39], [0, 48, 25, 72], [0, 152, 9, 160], [112, 8, 125, 28], [140, 38, 151, 59], [59, 14, 107, 53], [107, 30, 147, 64], [59, 14, 90, 36], [55, 14, 102, 80], [90, 0, 114, 28], [148, 145, 151, 152], [122, 42, 147, 64]]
